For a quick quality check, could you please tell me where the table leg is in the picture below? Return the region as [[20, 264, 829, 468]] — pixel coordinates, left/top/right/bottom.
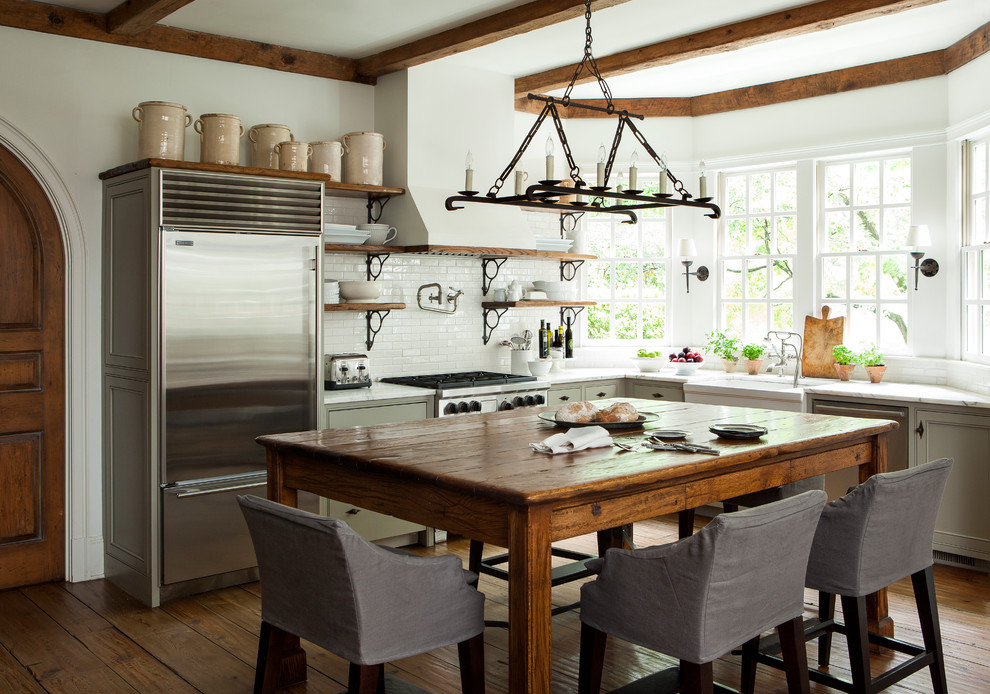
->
[[865, 432, 894, 645], [265, 449, 307, 687], [508, 504, 553, 694]]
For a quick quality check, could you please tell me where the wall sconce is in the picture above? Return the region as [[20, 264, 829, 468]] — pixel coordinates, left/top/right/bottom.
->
[[906, 225, 939, 290], [678, 238, 708, 293]]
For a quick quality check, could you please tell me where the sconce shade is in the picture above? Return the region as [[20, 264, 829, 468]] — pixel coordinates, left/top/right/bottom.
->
[[677, 238, 698, 258], [906, 225, 931, 248]]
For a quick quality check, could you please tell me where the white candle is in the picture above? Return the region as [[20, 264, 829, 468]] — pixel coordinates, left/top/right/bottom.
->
[[545, 137, 554, 181], [597, 143, 607, 186], [659, 155, 668, 194], [698, 160, 707, 198], [464, 150, 474, 191], [629, 151, 639, 190]]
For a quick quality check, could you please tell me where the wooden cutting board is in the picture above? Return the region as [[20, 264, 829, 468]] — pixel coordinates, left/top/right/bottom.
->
[[802, 306, 846, 378]]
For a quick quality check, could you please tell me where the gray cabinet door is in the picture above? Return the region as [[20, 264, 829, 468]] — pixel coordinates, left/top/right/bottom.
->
[[627, 382, 684, 402], [915, 409, 990, 561], [583, 380, 622, 400]]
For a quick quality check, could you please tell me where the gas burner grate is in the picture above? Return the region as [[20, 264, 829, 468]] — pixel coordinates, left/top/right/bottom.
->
[[382, 371, 537, 390]]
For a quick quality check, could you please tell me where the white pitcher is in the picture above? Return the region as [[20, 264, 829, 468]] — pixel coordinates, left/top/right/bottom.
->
[[248, 124, 293, 169], [341, 131, 385, 185], [195, 113, 243, 165], [132, 101, 191, 161]]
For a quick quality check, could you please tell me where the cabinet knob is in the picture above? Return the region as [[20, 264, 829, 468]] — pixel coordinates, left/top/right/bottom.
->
[[559, 395, 570, 401], [345, 508, 360, 515], [916, 422, 925, 437], [596, 391, 606, 397], [652, 392, 665, 399]]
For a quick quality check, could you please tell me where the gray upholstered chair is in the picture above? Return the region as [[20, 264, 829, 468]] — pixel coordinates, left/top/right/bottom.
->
[[237, 495, 486, 694], [579, 490, 828, 694], [678, 476, 825, 539], [742, 458, 953, 694]]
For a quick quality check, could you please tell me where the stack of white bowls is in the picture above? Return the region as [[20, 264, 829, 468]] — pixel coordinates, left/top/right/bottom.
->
[[532, 280, 576, 301], [324, 279, 340, 304]]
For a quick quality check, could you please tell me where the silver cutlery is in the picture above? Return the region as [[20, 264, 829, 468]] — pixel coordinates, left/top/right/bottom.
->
[[645, 440, 720, 455], [612, 442, 641, 453]]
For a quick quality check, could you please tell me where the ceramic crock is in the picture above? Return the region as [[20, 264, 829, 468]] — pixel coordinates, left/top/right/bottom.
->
[[132, 101, 191, 160], [194, 113, 243, 165], [310, 140, 342, 179], [341, 131, 385, 185], [248, 124, 293, 169], [274, 140, 312, 172]]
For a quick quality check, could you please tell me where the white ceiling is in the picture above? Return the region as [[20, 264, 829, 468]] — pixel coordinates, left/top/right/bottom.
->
[[40, 0, 990, 97]]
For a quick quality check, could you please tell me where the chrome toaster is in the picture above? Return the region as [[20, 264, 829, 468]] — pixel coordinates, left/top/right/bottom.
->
[[324, 353, 371, 390]]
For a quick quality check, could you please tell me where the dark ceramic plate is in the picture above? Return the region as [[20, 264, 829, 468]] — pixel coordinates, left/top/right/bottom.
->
[[539, 411, 659, 430], [709, 424, 768, 440], [649, 430, 688, 440]]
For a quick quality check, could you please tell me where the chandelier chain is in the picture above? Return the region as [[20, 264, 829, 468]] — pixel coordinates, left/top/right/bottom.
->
[[562, 0, 614, 110]]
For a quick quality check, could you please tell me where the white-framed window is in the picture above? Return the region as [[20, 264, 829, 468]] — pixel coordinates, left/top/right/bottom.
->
[[962, 136, 990, 360], [818, 155, 912, 351], [718, 167, 798, 343], [583, 175, 672, 343]]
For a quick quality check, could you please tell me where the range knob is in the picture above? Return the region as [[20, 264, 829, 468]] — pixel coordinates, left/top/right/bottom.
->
[[499, 401, 514, 411], [525, 395, 536, 406], [444, 402, 458, 415], [535, 394, 545, 404], [513, 396, 525, 407], [469, 400, 482, 412], [458, 401, 470, 413]]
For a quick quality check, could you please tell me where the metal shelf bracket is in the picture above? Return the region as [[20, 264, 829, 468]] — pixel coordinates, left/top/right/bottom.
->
[[560, 259, 585, 281], [559, 305, 586, 325], [560, 211, 584, 235], [367, 195, 391, 223], [366, 253, 391, 280], [482, 307, 509, 345], [481, 257, 508, 295], [365, 309, 392, 350]]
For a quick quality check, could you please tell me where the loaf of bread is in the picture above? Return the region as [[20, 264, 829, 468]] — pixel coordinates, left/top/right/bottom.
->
[[555, 401, 599, 423], [593, 402, 639, 423]]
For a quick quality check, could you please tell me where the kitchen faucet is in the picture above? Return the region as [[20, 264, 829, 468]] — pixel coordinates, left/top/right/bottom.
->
[[764, 330, 804, 387]]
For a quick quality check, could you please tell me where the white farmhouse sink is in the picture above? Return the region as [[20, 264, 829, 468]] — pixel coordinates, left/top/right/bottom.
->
[[682, 375, 826, 411]]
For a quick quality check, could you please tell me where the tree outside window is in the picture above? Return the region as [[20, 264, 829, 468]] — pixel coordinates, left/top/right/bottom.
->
[[583, 177, 671, 343], [819, 156, 911, 350], [719, 168, 798, 343]]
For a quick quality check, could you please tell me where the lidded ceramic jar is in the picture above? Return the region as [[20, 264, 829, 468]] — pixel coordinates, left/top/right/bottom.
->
[[248, 124, 293, 169], [132, 101, 191, 160], [194, 113, 243, 165], [310, 140, 342, 180], [341, 131, 385, 185], [274, 140, 312, 172]]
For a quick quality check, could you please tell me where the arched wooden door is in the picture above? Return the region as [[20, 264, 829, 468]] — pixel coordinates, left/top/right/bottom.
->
[[0, 143, 65, 589]]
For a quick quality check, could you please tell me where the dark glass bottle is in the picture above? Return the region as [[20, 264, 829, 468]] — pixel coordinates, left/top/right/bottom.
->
[[564, 318, 574, 358], [553, 325, 563, 349], [539, 320, 548, 358]]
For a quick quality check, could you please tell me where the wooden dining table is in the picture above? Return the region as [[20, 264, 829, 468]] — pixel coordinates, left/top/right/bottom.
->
[[257, 398, 897, 694]]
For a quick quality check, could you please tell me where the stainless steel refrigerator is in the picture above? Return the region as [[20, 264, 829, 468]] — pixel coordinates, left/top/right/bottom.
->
[[159, 228, 320, 586]]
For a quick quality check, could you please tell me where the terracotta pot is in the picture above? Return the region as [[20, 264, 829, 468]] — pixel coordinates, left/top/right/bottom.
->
[[342, 131, 385, 185], [835, 363, 856, 381], [722, 359, 738, 373], [248, 124, 293, 169], [744, 359, 763, 375], [132, 101, 191, 160], [195, 113, 243, 165], [310, 140, 342, 179], [274, 140, 311, 172], [866, 365, 887, 383]]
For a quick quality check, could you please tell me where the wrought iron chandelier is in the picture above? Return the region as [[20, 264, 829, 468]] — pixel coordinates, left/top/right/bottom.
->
[[445, 0, 721, 224]]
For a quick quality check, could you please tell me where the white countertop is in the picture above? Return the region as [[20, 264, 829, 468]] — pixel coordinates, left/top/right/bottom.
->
[[323, 381, 433, 406]]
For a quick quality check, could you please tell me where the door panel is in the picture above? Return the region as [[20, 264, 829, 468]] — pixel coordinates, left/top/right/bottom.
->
[[0, 144, 65, 589]]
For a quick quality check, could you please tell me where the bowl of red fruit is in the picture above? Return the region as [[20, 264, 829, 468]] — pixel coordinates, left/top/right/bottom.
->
[[669, 347, 704, 375]]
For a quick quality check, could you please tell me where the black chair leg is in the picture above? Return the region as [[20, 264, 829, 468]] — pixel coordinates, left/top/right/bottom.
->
[[468, 539, 484, 587], [777, 616, 811, 694], [578, 623, 607, 694], [255, 620, 288, 694], [818, 591, 836, 668], [739, 634, 761, 694], [348, 662, 384, 694], [840, 595, 872, 694], [912, 566, 949, 694], [457, 632, 486, 694], [678, 508, 696, 539], [681, 660, 715, 694], [721, 502, 740, 514]]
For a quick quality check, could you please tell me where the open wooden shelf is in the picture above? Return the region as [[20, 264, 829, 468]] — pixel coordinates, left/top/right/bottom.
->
[[324, 302, 405, 311], [321, 243, 594, 260], [481, 300, 595, 308], [99, 159, 405, 199]]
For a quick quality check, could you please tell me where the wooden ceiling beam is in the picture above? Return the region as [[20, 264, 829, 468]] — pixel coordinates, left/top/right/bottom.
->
[[356, 0, 630, 79], [0, 0, 367, 83], [106, 0, 196, 36], [943, 20, 990, 73], [515, 0, 948, 97]]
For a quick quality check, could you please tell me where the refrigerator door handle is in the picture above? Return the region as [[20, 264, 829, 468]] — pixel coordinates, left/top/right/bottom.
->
[[164, 476, 267, 498]]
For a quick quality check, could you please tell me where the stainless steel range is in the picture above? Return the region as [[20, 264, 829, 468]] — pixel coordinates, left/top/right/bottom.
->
[[381, 371, 548, 417]]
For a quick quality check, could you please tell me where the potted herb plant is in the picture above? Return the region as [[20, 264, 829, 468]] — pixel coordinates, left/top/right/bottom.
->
[[741, 343, 765, 375], [833, 344, 856, 382], [705, 330, 741, 373], [857, 344, 886, 383]]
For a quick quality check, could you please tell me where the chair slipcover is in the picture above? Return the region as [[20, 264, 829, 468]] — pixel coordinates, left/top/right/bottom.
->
[[805, 457, 953, 597], [238, 494, 485, 665], [581, 490, 827, 664]]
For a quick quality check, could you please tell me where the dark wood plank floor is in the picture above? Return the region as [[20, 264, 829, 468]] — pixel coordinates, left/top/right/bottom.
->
[[1, 515, 987, 693]]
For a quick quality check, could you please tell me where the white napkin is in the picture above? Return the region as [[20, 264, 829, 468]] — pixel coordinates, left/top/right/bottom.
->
[[530, 426, 612, 454]]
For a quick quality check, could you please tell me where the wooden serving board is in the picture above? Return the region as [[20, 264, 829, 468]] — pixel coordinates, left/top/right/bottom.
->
[[802, 306, 846, 378]]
